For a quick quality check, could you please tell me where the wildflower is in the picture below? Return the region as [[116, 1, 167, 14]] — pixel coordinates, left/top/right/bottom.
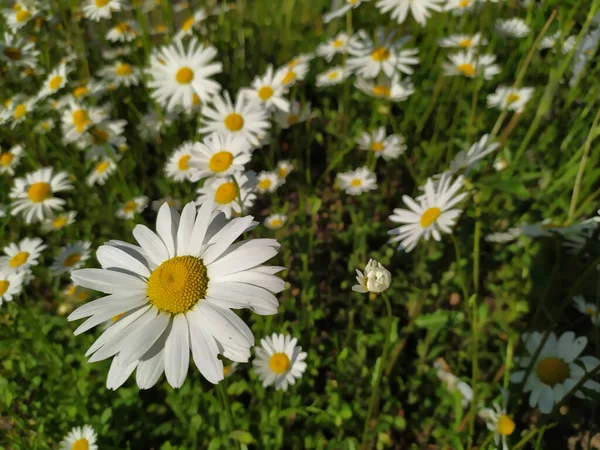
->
[[0, 237, 46, 275], [323, 0, 369, 23], [356, 127, 406, 160], [316, 66, 349, 87], [480, 391, 515, 450], [189, 133, 252, 181], [316, 32, 360, 61], [256, 171, 280, 194], [487, 86, 534, 113], [151, 197, 181, 212], [2, 95, 37, 128], [175, 8, 207, 39], [106, 20, 139, 42], [352, 259, 391, 293], [81, 120, 128, 160], [449, 134, 499, 174], [82, 0, 122, 21], [264, 214, 287, 230], [165, 142, 200, 182], [88, 158, 117, 187], [274, 101, 312, 129], [41, 211, 77, 232], [51, 241, 92, 275], [573, 295, 599, 326], [37, 62, 69, 99], [276, 160, 294, 179], [540, 31, 576, 54], [196, 171, 257, 219], [61, 102, 108, 144], [438, 33, 488, 49], [337, 167, 377, 195], [99, 61, 141, 87], [253, 333, 307, 390], [0, 270, 25, 308], [376, 0, 444, 26], [0, 32, 40, 68], [495, 18, 530, 38], [58, 425, 98, 450], [0, 144, 24, 176], [116, 196, 149, 220], [442, 51, 500, 80], [3, 3, 37, 31], [241, 65, 290, 113]]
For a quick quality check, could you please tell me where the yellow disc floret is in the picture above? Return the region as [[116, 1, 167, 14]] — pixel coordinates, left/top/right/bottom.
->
[[224, 113, 244, 131], [176, 67, 194, 84], [27, 182, 51, 203], [420, 207, 441, 227], [209, 151, 234, 173], [269, 352, 290, 374], [214, 182, 237, 204], [496, 415, 515, 436], [536, 357, 570, 386], [9, 251, 29, 268]]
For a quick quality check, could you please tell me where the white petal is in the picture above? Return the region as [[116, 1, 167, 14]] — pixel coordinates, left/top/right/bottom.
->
[[96, 245, 151, 278], [119, 312, 170, 365], [133, 225, 169, 267], [72, 268, 147, 294], [164, 314, 190, 388], [176, 202, 196, 256], [156, 203, 176, 258], [189, 319, 224, 384]]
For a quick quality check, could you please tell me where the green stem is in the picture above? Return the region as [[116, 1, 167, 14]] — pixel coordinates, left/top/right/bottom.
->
[[218, 382, 241, 450]]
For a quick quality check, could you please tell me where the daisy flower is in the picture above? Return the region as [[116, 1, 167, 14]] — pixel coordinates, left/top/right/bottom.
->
[[555, 221, 597, 254], [196, 171, 257, 219], [540, 31, 576, 54], [510, 331, 600, 414], [442, 51, 500, 80], [36, 62, 69, 99], [10, 167, 73, 224], [573, 295, 599, 326], [0, 270, 25, 308], [347, 30, 419, 78], [106, 21, 139, 42], [480, 391, 515, 450], [0, 32, 40, 68], [264, 214, 287, 230], [323, 0, 369, 23], [175, 8, 207, 39], [275, 61, 310, 88], [487, 86, 534, 113], [352, 258, 391, 293], [256, 171, 280, 194], [41, 211, 77, 233], [444, 0, 479, 14], [35, 118, 55, 134], [0, 144, 24, 175], [82, 0, 122, 21], [276, 160, 294, 179], [61, 102, 108, 144], [355, 74, 415, 101], [316, 66, 349, 87], [388, 173, 467, 252], [223, 362, 239, 378], [496, 18, 530, 39], [116, 196, 149, 220], [0, 237, 46, 274], [99, 61, 141, 87], [199, 92, 270, 146], [4, 3, 37, 31], [316, 32, 359, 61], [189, 133, 252, 181], [449, 134, 499, 174], [240, 65, 290, 113], [87, 158, 117, 186], [2, 96, 37, 129], [376, 0, 444, 26], [165, 142, 200, 182], [63, 283, 92, 303], [438, 33, 488, 49], [275, 101, 311, 129], [58, 425, 98, 450], [151, 197, 182, 212], [138, 109, 173, 141], [337, 167, 377, 195], [80, 120, 128, 160], [253, 333, 307, 391], [68, 200, 284, 389], [356, 127, 406, 160], [51, 241, 92, 275], [146, 37, 222, 113]]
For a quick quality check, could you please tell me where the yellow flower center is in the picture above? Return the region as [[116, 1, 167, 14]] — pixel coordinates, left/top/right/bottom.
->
[[288, 59, 299, 68], [269, 352, 290, 374], [209, 151, 234, 173], [536, 357, 570, 386], [258, 179, 272, 190], [9, 251, 29, 268], [223, 365, 232, 376], [371, 142, 384, 152], [0, 152, 14, 167], [48, 75, 63, 90], [420, 207, 441, 227], [224, 113, 244, 131], [270, 218, 282, 227], [282, 71, 296, 85], [0, 280, 9, 297], [71, 438, 89, 450], [278, 167, 288, 177], [178, 155, 190, 171], [73, 86, 89, 98], [77, 291, 89, 301], [459, 0, 470, 6], [287, 114, 298, 125], [333, 39, 344, 48], [371, 47, 391, 62], [115, 63, 132, 76], [155, 24, 167, 33], [41, 122, 51, 130], [27, 182, 51, 203], [3, 47, 21, 60], [496, 415, 515, 436], [72, 109, 90, 132], [506, 93, 520, 104], [13, 3, 22, 11], [116, 22, 131, 32], [214, 182, 237, 204], [258, 86, 274, 101], [146, 256, 208, 314], [95, 0, 110, 6], [96, 161, 110, 173], [63, 253, 82, 267], [458, 39, 472, 48], [181, 16, 194, 31], [111, 312, 126, 322], [53, 216, 68, 228], [350, 178, 362, 187], [91, 127, 109, 144], [175, 67, 194, 84], [585, 307, 596, 316], [15, 10, 30, 22], [123, 201, 137, 213], [328, 71, 339, 80], [372, 85, 390, 98], [457, 63, 476, 76], [14, 104, 26, 119]]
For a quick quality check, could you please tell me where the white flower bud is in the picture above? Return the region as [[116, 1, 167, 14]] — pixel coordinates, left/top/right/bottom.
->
[[352, 258, 391, 294]]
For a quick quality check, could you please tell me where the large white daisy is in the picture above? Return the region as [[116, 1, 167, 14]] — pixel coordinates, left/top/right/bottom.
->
[[59, 425, 98, 450]]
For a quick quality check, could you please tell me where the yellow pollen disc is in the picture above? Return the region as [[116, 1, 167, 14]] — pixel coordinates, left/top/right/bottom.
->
[[223, 365, 232, 376], [123, 201, 137, 213], [53, 216, 68, 228], [496, 415, 515, 436], [175, 67, 194, 84], [349, 0, 359, 4], [420, 207, 441, 227], [13, 3, 22, 11], [328, 71, 339, 80], [372, 85, 390, 98], [4, 47, 21, 60], [585, 307, 596, 316], [536, 357, 570, 386], [278, 167, 288, 177], [209, 151, 234, 173], [91, 128, 109, 144], [23, 67, 33, 76], [458, 39, 472, 48], [147, 256, 208, 314], [214, 182, 237, 204], [181, 16, 194, 31], [350, 178, 362, 187], [49, 75, 63, 90], [457, 63, 476, 76], [178, 155, 190, 171], [287, 114, 298, 125], [14, 104, 26, 119], [155, 24, 166, 33], [73, 86, 89, 98], [270, 219, 282, 227], [95, 0, 110, 6], [269, 352, 290, 374], [459, 0, 470, 6], [115, 63, 132, 76], [333, 39, 343, 48], [192, 93, 200, 105], [116, 22, 131, 32], [371, 47, 390, 62], [506, 93, 520, 104], [288, 59, 298, 68], [281, 71, 296, 85], [111, 312, 126, 322], [371, 142, 384, 152], [258, 179, 272, 190], [1, 152, 14, 167], [77, 291, 89, 301], [41, 122, 50, 130], [27, 182, 51, 203], [0, 280, 9, 296], [71, 438, 89, 450], [72, 109, 90, 132], [224, 113, 244, 131], [96, 161, 110, 173], [9, 251, 29, 268], [63, 253, 82, 267], [258, 86, 274, 101], [15, 10, 30, 22]]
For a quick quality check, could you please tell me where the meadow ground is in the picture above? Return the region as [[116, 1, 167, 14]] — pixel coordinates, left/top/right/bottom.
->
[[1, 0, 600, 449]]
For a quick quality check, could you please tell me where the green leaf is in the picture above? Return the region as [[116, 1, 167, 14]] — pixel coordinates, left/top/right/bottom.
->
[[229, 430, 254, 444]]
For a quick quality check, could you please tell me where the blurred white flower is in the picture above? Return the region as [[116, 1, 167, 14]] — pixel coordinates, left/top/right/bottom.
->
[[352, 259, 391, 293]]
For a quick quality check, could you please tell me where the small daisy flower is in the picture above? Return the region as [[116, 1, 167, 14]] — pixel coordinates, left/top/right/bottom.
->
[[276, 160, 294, 179], [0, 237, 46, 274], [496, 18, 530, 39], [256, 171, 280, 194], [556, 221, 597, 254], [10, 167, 73, 224], [241, 65, 290, 113], [37, 62, 69, 99], [223, 362, 239, 378], [510, 331, 600, 414], [388, 173, 467, 252], [0, 270, 25, 307], [51, 241, 92, 275], [116, 196, 149, 220], [165, 142, 200, 182], [2, 96, 37, 129], [275, 61, 310, 88], [146, 37, 222, 113], [80, 120, 128, 160], [355, 74, 415, 101], [35, 118, 55, 134], [151, 197, 182, 212], [69, 79, 105, 101], [196, 171, 257, 219], [253, 333, 307, 391], [444, 0, 479, 14], [138, 109, 173, 141], [376, 0, 444, 26], [480, 391, 515, 450], [87, 158, 117, 186], [442, 51, 500, 80], [41, 211, 77, 232], [62, 283, 93, 304], [275, 101, 312, 129], [99, 61, 141, 87], [106, 20, 139, 42], [323, 0, 368, 23], [4, 3, 38, 31], [61, 102, 108, 144], [449, 134, 499, 174], [573, 295, 599, 326], [199, 92, 270, 146], [59, 425, 98, 450], [264, 214, 287, 230], [487, 86, 534, 113], [316, 66, 349, 87], [356, 127, 406, 160], [540, 31, 577, 54], [316, 32, 360, 61], [352, 258, 391, 293], [337, 167, 377, 195], [438, 33, 488, 49], [0, 144, 24, 176], [175, 8, 207, 39], [189, 133, 252, 181], [83, 0, 122, 21], [0, 32, 40, 68]]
